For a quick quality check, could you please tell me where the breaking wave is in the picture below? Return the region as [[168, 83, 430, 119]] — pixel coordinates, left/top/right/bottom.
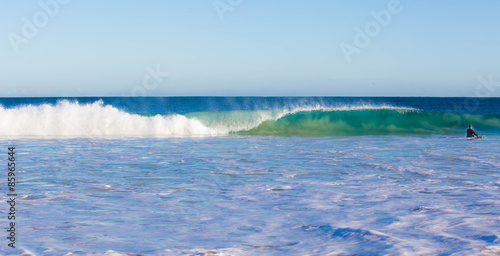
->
[[1, 100, 499, 137]]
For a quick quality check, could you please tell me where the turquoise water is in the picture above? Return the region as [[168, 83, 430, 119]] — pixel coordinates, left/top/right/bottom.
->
[[1, 97, 499, 255]]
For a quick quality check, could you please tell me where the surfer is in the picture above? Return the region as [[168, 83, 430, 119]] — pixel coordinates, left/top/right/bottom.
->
[[466, 124, 478, 138]]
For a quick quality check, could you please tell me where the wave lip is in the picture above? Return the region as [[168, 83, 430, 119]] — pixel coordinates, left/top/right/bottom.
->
[[0, 100, 218, 138], [186, 104, 419, 134]]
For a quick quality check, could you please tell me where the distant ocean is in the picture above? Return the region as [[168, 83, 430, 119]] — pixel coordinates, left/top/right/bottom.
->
[[1, 97, 499, 255]]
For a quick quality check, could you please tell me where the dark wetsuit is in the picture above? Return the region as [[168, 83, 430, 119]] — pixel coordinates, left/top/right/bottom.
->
[[466, 128, 477, 137]]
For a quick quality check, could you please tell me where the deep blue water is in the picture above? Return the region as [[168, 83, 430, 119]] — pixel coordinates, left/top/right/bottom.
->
[[1, 97, 500, 115]]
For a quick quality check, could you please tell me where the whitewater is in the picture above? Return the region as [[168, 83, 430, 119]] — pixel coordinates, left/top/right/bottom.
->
[[1, 97, 499, 255]]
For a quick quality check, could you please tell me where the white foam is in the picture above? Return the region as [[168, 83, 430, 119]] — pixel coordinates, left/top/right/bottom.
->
[[287, 103, 418, 113], [0, 100, 219, 138]]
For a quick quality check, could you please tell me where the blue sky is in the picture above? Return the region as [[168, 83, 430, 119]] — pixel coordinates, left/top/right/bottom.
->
[[1, 0, 499, 96]]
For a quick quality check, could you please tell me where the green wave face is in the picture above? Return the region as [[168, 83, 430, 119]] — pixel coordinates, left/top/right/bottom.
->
[[238, 109, 500, 136]]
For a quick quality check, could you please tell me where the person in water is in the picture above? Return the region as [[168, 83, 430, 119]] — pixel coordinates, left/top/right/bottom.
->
[[466, 124, 478, 138]]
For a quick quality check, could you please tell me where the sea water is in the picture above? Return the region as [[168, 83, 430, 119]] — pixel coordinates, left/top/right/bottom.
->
[[0, 97, 499, 255]]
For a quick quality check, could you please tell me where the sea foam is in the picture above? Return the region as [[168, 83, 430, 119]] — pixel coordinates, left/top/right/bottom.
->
[[0, 100, 217, 137]]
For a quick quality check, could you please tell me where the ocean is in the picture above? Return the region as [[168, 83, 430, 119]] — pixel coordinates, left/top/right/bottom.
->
[[1, 97, 499, 255]]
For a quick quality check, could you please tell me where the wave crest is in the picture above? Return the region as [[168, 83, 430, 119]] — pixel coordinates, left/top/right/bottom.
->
[[0, 100, 217, 137]]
